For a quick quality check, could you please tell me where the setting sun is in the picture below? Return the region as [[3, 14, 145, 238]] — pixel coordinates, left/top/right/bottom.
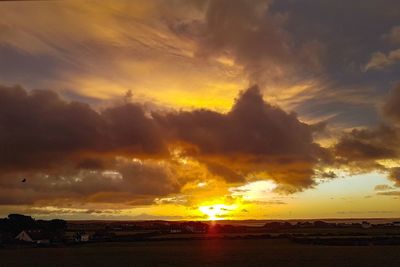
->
[[199, 204, 237, 221]]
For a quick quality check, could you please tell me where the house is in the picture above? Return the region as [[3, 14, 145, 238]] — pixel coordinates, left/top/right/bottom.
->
[[73, 232, 90, 242], [15, 230, 50, 244], [361, 221, 372, 229], [183, 222, 208, 233], [170, 228, 182, 233], [81, 234, 90, 242], [15, 230, 34, 242]]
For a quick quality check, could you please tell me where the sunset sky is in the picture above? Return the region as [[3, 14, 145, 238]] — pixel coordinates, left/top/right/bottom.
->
[[1, 0, 400, 220]]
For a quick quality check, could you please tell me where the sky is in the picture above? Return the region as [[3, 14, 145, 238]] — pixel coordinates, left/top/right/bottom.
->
[[1, 0, 400, 220]]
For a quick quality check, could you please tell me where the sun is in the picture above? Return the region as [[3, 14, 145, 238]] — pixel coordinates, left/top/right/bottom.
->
[[199, 204, 237, 221]]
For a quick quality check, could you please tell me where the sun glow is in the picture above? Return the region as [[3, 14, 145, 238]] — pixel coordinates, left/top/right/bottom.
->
[[199, 204, 237, 221]]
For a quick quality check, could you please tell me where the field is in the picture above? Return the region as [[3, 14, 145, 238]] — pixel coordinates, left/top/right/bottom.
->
[[1, 239, 400, 267]]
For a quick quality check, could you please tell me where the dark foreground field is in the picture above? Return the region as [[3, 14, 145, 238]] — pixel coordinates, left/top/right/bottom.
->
[[1, 239, 400, 267]]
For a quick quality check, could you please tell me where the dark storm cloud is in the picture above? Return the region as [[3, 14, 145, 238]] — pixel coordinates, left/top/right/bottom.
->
[[155, 86, 328, 191], [0, 85, 166, 172], [334, 125, 398, 163], [0, 85, 103, 171], [0, 85, 179, 206], [0, 84, 329, 205], [332, 125, 400, 177], [101, 104, 165, 155], [157, 86, 320, 157], [332, 83, 400, 183], [204, 162, 244, 183], [0, 85, 173, 204]]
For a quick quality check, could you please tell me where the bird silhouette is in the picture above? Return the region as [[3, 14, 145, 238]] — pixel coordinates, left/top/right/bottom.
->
[[21, 178, 26, 183]]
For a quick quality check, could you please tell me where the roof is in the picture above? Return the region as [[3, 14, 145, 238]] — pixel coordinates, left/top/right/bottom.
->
[[16, 230, 49, 241]]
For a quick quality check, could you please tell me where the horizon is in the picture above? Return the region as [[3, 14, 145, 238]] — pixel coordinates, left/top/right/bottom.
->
[[1, 0, 400, 221], [60, 218, 400, 224], [4, 212, 400, 224]]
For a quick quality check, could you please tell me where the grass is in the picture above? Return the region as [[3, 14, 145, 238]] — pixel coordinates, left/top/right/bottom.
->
[[1, 239, 400, 267]]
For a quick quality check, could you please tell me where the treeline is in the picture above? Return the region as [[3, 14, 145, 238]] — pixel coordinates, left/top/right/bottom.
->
[[262, 220, 372, 230], [0, 214, 66, 235]]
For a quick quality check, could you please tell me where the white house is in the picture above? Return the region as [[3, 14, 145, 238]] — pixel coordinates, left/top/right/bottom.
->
[[80, 234, 90, 242], [15, 231, 33, 242], [361, 221, 372, 229], [74, 232, 90, 242], [15, 230, 50, 244]]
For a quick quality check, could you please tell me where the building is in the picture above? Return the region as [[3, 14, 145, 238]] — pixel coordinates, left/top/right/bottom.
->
[[73, 232, 91, 242], [15, 230, 50, 244], [81, 234, 90, 242], [361, 221, 372, 229]]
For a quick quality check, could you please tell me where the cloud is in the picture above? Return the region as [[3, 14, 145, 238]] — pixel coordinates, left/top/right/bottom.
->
[[0, 158, 180, 206], [174, 0, 330, 92], [334, 125, 398, 164], [0, 85, 166, 173], [374, 184, 394, 191], [365, 49, 400, 71], [0, 84, 331, 207], [195, 0, 293, 84], [377, 191, 400, 196], [0, 1, 247, 112], [167, 0, 400, 129], [331, 84, 400, 183], [0, 85, 181, 206], [0, 0, 398, 131], [331, 124, 400, 180], [383, 84, 400, 123], [388, 167, 400, 187], [155, 85, 328, 192], [204, 162, 244, 183], [364, 21, 400, 72]]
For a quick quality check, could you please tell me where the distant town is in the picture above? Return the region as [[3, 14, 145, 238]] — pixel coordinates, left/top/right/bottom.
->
[[2, 214, 400, 247]]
